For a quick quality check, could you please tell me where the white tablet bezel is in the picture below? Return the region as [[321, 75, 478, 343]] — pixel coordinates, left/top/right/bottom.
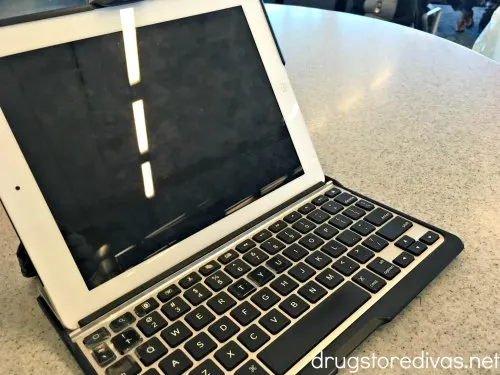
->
[[0, 0, 324, 329]]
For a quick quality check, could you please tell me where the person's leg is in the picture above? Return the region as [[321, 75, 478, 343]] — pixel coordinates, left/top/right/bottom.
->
[[454, 0, 475, 32]]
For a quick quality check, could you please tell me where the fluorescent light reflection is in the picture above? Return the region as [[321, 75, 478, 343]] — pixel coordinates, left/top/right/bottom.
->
[[120, 8, 141, 86], [132, 100, 149, 154], [225, 196, 255, 216], [141, 161, 155, 199], [260, 176, 287, 195]]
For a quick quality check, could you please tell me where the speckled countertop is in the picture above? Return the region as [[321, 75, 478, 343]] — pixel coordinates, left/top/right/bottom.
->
[[1, 4, 499, 375]]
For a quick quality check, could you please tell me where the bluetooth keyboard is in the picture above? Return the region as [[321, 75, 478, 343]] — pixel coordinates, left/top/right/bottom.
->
[[75, 183, 445, 375]]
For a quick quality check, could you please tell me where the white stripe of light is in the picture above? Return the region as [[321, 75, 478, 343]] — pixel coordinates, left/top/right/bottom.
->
[[141, 161, 155, 199], [132, 99, 149, 155], [120, 8, 141, 86]]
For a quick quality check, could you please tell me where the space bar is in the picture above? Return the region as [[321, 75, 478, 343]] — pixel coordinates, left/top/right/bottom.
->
[[258, 281, 371, 374]]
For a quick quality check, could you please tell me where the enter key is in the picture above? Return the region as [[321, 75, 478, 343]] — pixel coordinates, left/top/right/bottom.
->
[[376, 216, 413, 241]]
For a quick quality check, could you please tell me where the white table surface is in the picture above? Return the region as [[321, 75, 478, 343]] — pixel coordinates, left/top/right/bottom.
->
[[1, 4, 500, 374]]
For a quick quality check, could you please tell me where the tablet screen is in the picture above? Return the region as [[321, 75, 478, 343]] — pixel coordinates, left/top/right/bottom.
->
[[0, 6, 303, 289]]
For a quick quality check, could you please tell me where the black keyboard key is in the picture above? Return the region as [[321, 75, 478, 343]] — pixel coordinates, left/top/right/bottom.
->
[[395, 235, 414, 249], [161, 297, 191, 320], [329, 214, 353, 230], [283, 243, 308, 261], [321, 240, 347, 258], [134, 298, 159, 318], [312, 195, 329, 205], [347, 245, 375, 264], [218, 249, 239, 264], [258, 282, 370, 374], [320, 201, 343, 215], [316, 269, 344, 289], [137, 311, 168, 337], [351, 220, 375, 236], [393, 252, 414, 268], [207, 292, 236, 315], [266, 254, 292, 273], [199, 260, 221, 276], [299, 233, 324, 250], [248, 266, 275, 286], [252, 230, 272, 243], [209, 316, 240, 343], [336, 230, 362, 247], [260, 237, 286, 255], [185, 306, 215, 330], [185, 332, 217, 360], [251, 287, 280, 310], [333, 256, 360, 276], [105, 356, 141, 375], [230, 301, 261, 326], [343, 206, 365, 220], [238, 324, 270, 352], [179, 272, 201, 289], [276, 227, 301, 244], [407, 241, 428, 255], [225, 259, 251, 278], [110, 312, 135, 333], [298, 203, 315, 214], [420, 231, 439, 245], [292, 218, 317, 234], [157, 285, 181, 303], [325, 187, 341, 198], [307, 209, 330, 224], [160, 321, 192, 347], [305, 250, 332, 270], [136, 337, 167, 366], [356, 200, 374, 211], [215, 341, 248, 371], [353, 269, 386, 293], [111, 328, 142, 354], [283, 211, 301, 223], [362, 234, 389, 252], [288, 262, 315, 282], [84, 327, 110, 348], [298, 280, 327, 303], [269, 220, 287, 233], [228, 279, 256, 300], [205, 270, 232, 292], [368, 257, 401, 280], [334, 192, 357, 206], [270, 274, 299, 296], [243, 248, 269, 266], [190, 360, 224, 375], [92, 343, 115, 367], [314, 223, 338, 240], [184, 283, 213, 305], [143, 369, 160, 375], [159, 350, 193, 375], [236, 239, 256, 253], [259, 309, 291, 334], [279, 294, 310, 318], [376, 216, 413, 241], [364, 208, 393, 226]]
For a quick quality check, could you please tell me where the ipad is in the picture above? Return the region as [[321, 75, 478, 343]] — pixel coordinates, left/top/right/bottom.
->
[[0, 0, 323, 329]]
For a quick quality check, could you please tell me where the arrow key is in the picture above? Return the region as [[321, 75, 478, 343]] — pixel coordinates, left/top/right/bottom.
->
[[393, 252, 414, 268]]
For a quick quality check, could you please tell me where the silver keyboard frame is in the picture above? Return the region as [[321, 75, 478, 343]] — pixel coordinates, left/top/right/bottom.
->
[[70, 181, 444, 374]]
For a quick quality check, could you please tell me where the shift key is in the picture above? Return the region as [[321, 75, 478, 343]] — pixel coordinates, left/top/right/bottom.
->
[[258, 282, 370, 374], [376, 217, 413, 241]]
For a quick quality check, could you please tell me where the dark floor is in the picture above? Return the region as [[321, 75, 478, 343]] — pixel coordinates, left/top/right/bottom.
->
[[434, 4, 483, 48]]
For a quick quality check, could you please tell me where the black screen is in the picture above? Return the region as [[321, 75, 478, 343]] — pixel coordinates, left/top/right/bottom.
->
[[0, 7, 303, 289]]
